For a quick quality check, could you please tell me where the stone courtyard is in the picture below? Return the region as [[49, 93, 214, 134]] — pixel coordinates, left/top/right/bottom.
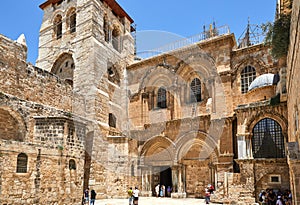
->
[[94, 197, 221, 205]]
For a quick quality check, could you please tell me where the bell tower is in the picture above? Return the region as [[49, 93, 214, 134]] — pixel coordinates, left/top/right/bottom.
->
[[36, 0, 135, 196]]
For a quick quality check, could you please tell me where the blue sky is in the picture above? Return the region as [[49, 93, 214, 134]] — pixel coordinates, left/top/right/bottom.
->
[[0, 0, 276, 64]]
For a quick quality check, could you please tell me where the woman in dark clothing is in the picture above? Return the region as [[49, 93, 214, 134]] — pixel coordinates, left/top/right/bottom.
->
[[90, 189, 97, 205]]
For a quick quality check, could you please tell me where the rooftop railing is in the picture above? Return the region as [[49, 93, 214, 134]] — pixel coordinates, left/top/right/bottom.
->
[[136, 25, 230, 59]]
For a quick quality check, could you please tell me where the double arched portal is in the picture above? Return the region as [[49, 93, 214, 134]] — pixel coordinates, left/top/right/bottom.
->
[[138, 116, 286, 197], [138, 130, 218, 197]]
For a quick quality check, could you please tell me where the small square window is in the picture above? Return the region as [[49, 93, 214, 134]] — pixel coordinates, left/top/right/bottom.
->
[[269, 175, 281, 184]]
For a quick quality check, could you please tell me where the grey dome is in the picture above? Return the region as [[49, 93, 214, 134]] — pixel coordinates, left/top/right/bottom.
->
[[248, 73, 274, 91]]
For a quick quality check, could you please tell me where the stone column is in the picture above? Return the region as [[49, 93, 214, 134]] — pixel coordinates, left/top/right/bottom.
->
[[171, 166, 178, 192], [245, 134, 253, 159], [178, 167, 183, 192], [237, 133, 253, 159], [237, 134, 246, 159]]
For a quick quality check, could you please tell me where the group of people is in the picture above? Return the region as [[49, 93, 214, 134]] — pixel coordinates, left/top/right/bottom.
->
[[128, 186, 140, 205], [258, 189, 292, 205], [82, 188, 97, 205], [155, 184, 172, 197]]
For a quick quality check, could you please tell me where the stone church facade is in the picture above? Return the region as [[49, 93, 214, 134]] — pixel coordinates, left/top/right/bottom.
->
[[0, 0, 297, 204]]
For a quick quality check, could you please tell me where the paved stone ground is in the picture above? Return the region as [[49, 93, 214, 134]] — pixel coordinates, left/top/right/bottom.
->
[[94, 197, 220, 205]]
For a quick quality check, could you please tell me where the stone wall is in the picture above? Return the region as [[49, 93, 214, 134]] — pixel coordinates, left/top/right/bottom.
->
[[286, 0, 300, 204], [0, 93, 86, 204], [0, 35, 75, 112]]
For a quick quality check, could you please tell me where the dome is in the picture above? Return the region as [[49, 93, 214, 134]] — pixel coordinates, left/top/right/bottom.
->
[[248, 73, 274, 91]]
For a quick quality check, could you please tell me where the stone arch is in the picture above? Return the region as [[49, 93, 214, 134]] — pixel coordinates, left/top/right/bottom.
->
[[140, 65, 175, 92], [175, 50, 223, 115], [140, 136, 175, 166], [246, 112, 288, 138], [51, 52, 75, 86], [0, 106, 27, 142], [175, 131, 219, 163], [233, 57, 267, 77]]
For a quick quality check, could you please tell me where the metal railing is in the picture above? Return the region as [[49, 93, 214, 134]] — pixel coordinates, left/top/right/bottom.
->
[[137, 25, 230, 59]]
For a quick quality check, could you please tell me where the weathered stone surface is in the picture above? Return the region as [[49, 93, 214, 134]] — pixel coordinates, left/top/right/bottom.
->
[[0, 0, 297, 204]]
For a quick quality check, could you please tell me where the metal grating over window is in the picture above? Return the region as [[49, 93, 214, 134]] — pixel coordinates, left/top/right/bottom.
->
[[190, 78, 201, 103], [241, 65, 256, 94], [16, 153, 28, 173], [252, 118, 285, 158], [157, 87, 167, 109]]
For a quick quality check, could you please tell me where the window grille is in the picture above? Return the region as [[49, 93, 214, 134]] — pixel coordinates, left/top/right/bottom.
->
[[190, 78, 201, 102], [241, 65, 256, 93], [157, 87, 167, 109], [16, 153, 28, 173], [252, 118, 285, 158]]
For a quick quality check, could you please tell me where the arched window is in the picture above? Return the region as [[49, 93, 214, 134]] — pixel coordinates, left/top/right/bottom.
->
[[190, 78, 201, 103], [54, 15, 63, 39], [68, 9, 76, 33], [252, 118, 285, 158], [103, 16, 109, 42], [51, 53, 75, 87], [16, 153, 28, 173], [69, 159, 76, 170], [157, 87, 167, 109], [112, 28, 121, 52], [241, 65, 256, 93]]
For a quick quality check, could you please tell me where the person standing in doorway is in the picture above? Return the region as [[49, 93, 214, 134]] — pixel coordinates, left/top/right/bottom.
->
[[133, 186, 139, 205], [90, 189, 96, 205], [161, 185, 165, 197], [167, 186, 172, 197], [155, 184, 160, 197]]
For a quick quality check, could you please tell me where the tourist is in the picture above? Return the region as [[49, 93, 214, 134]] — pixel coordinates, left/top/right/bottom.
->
[[84, 188, 89, 204], [128, 187, 133, 205], [133, 187, 139, 205], [90, 189, 96, 205], [167, 186, 172, 197], [276, 195, 284, 205], [161, 184, 165, 197], [208, 184, 215, 194], [204, 187, 211, 204], [155, 184, 160, 197]]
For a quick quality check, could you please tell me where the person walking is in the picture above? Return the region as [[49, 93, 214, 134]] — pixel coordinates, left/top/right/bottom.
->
[[204, 187, 211, 204], [90, 189, 96, 205], [84, 188, 89, 204], [133, 186, 139, 205], [128, 187, 133, 205]]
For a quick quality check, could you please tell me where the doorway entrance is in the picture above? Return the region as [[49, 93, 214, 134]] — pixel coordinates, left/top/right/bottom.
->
[[152, 166, 172, 197]]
